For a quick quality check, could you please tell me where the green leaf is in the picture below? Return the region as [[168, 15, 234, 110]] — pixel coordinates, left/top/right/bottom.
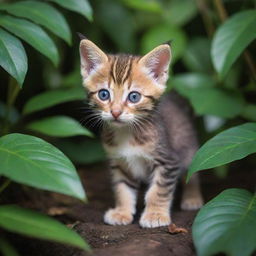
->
[[23, 87, 85, 115], [48, 0, 93, 21], [0, 205, 90, 251], [121, 0, 162, 13], [192, 188, 256, 256], [0, 28, 27, 86], [95, 0, 136, 52], [241, 104, 256, 121], [27, 116, 93, 137], [0, 133, 86, 200], [0, 237, 20, 256], [163, 0, 197, 26], [170, 73, 244, 118], [56, 138, 106, 164], [141, 24, 187, 63], [188, 123, 256, 180], [183, 37, 213, 73], [1, 1, 71, 44], [0, 14, 59, 66], [211, 10, 256, 78]]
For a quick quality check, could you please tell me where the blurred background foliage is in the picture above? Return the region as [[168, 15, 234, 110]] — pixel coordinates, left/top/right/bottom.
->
[[1, 0, 255, 169]]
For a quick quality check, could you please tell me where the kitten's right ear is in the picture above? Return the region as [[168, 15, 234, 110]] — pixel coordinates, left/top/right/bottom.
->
[[79, 39, 108, 79]]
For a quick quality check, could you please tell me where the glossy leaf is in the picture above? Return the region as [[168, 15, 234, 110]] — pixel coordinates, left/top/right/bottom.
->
[[171, 73, 244, 118], [49, 0, 93, 21], [193, 188, 256, 256], [164, 0, 197, 26], [141, 24, 187, 63], [0, 205, 89, 251], [23, 87, 85, 115], [0, 237, 19, 256], [188, 123, 256, 180], [1, 1, 71, 44], [0, 14, 59, 66], [0, 28, 27, 86], [27, 116, 93, 137], [211, 10, 256, 78], [0, 133, 86, 200]]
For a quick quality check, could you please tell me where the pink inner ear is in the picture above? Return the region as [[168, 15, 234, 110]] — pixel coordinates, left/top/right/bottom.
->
[[81, 46, 96, 74], [151, 49, 170, 79]]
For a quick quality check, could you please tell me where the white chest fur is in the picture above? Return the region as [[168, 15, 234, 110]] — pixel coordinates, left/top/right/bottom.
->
[[104, 127, 152, 179]]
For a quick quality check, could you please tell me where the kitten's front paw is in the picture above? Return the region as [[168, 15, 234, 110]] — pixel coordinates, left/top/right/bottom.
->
[[181, 196, 204, 210], [104, 208, 133, 225], [139, 211, 171, 228]]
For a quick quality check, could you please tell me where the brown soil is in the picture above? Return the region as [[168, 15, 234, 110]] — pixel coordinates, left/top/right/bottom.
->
[[3, 160, 256, 256]]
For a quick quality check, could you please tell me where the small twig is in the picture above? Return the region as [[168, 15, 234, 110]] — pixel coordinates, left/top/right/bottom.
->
[[0, 179, 11, 194]]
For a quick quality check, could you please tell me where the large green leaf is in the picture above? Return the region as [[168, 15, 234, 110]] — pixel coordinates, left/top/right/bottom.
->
[[188, 123, 256, 180], [23, 87, 85, 115], [0, 28, 27, 86], [211, 10, 256, 78], [0, 237, 19, 256], [0, 205, 89, 251], [0, 14, 59, 66], [27, 116, 93, 137], [1, 1, 71, 44], [141, 24, 187, 63], [163, 0, 197, 26], [49, 0, 93, 21], [193, 188, 256, 256], [0, 133, 86, 200], [170, 73, 243, 118]]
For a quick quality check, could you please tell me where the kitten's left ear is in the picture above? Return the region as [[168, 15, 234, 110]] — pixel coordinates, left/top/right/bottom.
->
[[79, 39, 108, 79], [139, 43, 171, 86]]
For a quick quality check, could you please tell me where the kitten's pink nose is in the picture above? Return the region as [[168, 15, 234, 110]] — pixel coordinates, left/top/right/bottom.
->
[[111, 109, 122, 119]]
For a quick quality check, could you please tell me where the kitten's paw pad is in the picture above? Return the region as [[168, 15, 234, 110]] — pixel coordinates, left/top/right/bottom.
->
[[139, 211, 171, 228], [104, 208, 133, 225], [181, 197, 204, 210]]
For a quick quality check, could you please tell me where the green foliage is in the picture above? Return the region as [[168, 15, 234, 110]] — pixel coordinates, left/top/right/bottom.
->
[[0, 205, 90, 250], [0, 28, 27, 86], [27, 116, 93, 137], [23, 87, 85, 114], [1, 1, 71, 44], [212, 10, 256, 79], [188, 123, 256, 180], [0, 237, 19, 256], [193, 189, 256, 256], [0, 14, 59, 66], [0, 133, 86, 200]]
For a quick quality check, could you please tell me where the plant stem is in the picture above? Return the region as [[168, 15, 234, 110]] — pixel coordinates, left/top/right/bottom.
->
[[213, 0, 256, 81], [196, 0, 215, 37], [0, 179, 11, 194], [2, 78, 20, 135]]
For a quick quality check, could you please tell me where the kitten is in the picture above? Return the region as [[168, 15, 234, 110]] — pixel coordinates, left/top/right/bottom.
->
[[79, 38, 203, 228]]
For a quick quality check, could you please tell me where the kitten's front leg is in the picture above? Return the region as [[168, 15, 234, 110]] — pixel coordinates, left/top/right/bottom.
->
[[139, 161, 180, 228], [104, 163, 138, 225]]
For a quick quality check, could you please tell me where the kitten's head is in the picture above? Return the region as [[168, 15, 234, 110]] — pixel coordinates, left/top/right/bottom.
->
[[79, 38, 171, 128]]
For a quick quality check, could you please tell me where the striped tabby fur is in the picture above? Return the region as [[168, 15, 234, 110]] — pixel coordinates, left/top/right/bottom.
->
[[79, 38, 203, 228]]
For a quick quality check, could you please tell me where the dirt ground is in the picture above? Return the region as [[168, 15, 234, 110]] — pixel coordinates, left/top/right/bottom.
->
[[4, 160, 256, 256]]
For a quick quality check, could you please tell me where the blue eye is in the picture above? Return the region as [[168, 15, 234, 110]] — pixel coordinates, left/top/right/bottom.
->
[[128, 91, 141, 103], [98, 89, 110, 101]]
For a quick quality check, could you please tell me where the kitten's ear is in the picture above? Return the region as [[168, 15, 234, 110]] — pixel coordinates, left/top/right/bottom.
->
[[139, 43, 171, 85], [79, 39, 108, 79]]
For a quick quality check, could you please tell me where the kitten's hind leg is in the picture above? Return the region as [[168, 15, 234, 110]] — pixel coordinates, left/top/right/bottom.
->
[[181, 173, 203, 210], [104, 163, 138, 225]]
